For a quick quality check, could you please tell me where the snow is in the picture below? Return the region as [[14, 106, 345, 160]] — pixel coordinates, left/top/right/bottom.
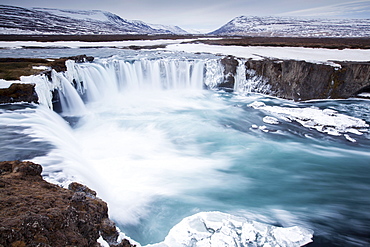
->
[[97, 236, 110, 247], [358, 92, 370, 98], [148, 23, 188, 34], [33, 8, 110, 22], [32, 66, 50, 70], [249, 101, 369, 137], [146, 211, 313, 247], [164, 43, 370, 65], [0, 39, 197, 49], [0, 79, 18, 89], [211, 16, 370, 37], [1, 40, 368, 65]]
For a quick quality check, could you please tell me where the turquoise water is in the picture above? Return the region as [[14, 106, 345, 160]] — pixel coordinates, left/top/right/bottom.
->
[[0, 49, 370, 246]]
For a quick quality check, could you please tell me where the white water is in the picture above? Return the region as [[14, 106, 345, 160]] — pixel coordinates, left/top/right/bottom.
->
[[2, 54, 370, 246]]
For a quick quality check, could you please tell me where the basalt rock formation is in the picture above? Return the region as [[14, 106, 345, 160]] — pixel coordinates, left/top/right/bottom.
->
[[0, 160, 135, 247]]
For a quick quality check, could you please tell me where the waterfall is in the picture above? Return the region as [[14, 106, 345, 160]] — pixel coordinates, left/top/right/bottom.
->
[[233, 59, 271, 94], [19, 56, 274, 116], [23, 57, 230, 115]]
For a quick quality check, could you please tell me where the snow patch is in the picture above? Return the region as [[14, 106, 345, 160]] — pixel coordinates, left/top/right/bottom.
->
[[32, 65, 50, 70], [146, 211, 313, 247]]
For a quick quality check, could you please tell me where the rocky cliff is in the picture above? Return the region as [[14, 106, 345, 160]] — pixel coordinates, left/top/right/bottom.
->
[[0, 161, 135, 247], [222, 56, 370, 101]]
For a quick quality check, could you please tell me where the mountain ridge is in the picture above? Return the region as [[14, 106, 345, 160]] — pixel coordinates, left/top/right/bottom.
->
[[210, 15, 370, 37], [0, 5, 188, 35]]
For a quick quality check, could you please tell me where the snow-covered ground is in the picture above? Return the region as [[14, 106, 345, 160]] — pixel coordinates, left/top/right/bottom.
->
[[0, 39, 196, 49], [1, 40, 369, 65], [164, 43, 370, 65]]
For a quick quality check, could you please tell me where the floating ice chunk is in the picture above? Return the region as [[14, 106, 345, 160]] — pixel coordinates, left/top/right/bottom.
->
[[147, 211, 313, 247], [344, 134, 357, 143], [249, 101, 266, 109], [248, 101, 369, 136], [251, 124, 259, 129], [263, 116, 279, 125], [347, 128, 363, 135]]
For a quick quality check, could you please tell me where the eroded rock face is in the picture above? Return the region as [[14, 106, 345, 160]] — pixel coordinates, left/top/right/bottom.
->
[[0, 83, 38, 104], [0, 160, 135, 247], [244, 59, 370, 101]]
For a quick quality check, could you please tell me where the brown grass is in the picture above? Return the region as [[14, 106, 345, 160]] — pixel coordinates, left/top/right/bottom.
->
[[0, 58, 50, 80]]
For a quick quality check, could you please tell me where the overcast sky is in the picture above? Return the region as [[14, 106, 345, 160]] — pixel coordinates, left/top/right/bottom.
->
[[2, 0, 370, 32]]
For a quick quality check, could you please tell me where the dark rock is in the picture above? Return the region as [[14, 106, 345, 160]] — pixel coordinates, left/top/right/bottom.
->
[[219, 55, 239, 88], [221, 58, 370, 101], [69, 182, 97, 199], [101, 218, 120, 245], [12, 160, 42, 177], [0, 83, 38, 104], [0, 161, 135, 247], [50, 55, 94, 72]]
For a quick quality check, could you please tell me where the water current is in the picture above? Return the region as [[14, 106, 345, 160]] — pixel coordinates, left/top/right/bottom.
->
[[0, 48, 370, 246]]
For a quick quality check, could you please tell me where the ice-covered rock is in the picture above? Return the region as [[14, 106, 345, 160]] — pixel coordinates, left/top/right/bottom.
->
[[249, 101, 369, 137], [147, 211, 313, 247]]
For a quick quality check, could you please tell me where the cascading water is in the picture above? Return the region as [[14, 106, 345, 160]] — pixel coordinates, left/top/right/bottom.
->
[[48, 58, 218, 115], [233, 58, 271, 94], [1, 51, 370, 247]]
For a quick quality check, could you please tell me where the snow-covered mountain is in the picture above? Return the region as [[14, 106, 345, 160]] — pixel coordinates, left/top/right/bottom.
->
[[210, 16, 370, 37], [0, 5, 188, 35]]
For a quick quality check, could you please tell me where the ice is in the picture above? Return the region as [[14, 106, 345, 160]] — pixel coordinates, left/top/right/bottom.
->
[[146, 211, 313, 247], [249, 101, 369, 137], [263, 116, 279, 125]]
